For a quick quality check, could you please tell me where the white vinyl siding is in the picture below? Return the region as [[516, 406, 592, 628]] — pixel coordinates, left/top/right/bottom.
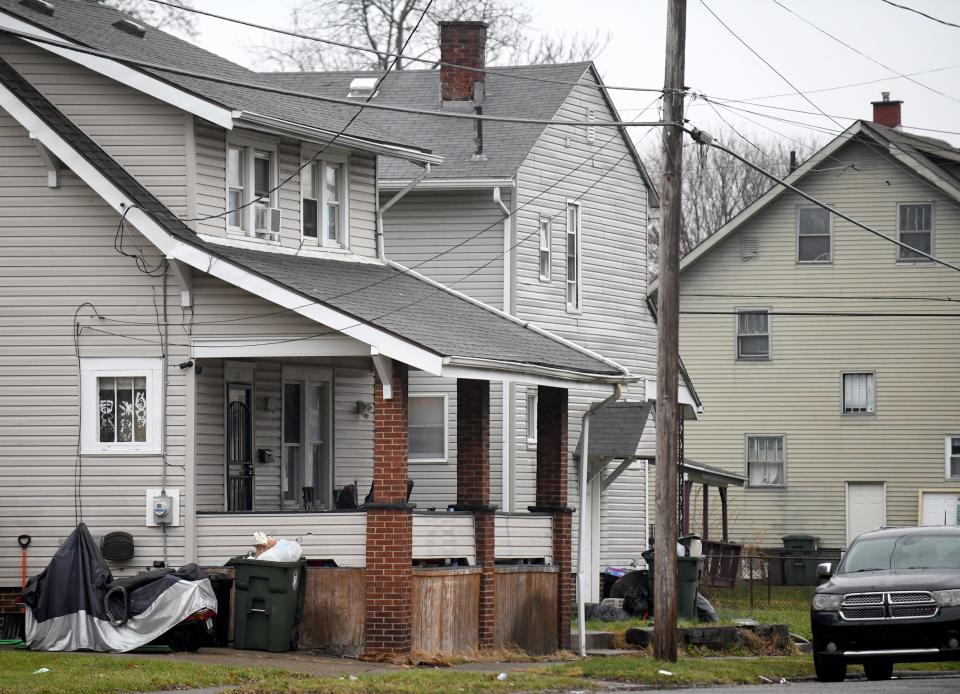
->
[[797, 206, 831, 263], [736, 310, 770, 359], [409, 394, 448, 463], [538, 217, 551, 281], [947, 437, 960, 480], [746, 435, 785, 487], [842, 372, 876, 415], [897, 202, 933, 262]]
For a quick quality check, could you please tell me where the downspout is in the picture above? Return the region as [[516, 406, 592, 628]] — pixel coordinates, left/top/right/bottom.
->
[[577, 383, 622, 657], [493, 185, 513, 510], [376, 163, 430, 261]]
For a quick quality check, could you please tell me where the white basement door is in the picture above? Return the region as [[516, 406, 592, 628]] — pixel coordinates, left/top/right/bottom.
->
[[846, 482, 886, 546], [921, 493, 959, 527]]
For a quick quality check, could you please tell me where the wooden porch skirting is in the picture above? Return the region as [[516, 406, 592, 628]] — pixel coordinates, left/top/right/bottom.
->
[[204, 564, 559, 656]]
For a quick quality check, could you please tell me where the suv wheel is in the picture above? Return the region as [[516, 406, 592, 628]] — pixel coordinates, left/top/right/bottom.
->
[[864, 660, 893, 681], [814, 653, 847, 682]]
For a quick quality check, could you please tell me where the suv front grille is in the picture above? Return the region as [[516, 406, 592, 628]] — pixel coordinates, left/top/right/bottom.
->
[[840, 591, 938, 621]]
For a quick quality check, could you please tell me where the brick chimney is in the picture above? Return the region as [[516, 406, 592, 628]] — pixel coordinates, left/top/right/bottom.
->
[[871, 91, 903, 128], [439, 21, 487, 102]]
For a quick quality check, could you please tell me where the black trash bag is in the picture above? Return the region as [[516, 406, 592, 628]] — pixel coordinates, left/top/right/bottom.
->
[[696, 592, 718, 623], [609, 570, 651, 617]]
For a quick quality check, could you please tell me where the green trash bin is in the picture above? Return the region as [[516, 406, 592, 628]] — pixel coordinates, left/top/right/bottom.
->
[[232, 557, 307, 652], [781, 534, 820, 586], [642, 549, 703, 622]]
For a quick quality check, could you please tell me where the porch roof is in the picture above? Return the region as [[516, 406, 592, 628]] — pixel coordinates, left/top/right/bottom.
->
[[0, 57, 627, 384]]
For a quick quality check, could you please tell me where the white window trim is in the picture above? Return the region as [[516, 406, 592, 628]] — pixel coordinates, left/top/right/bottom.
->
[[841, 371, 877, 416], [80, 357, 164, 455], [300, 144, 350, 249], [735, 307, 772, 361], [796, 205, 833, 264], [526, 388, 538, 448], [946, 435, 960, 480], [744, 433, 787, 489], [896, 201, 935, 265], [225, 132, 280, 239], [538, 216, 551, 282], [565, 200, 582, 313], [408, 392, 449, 463]]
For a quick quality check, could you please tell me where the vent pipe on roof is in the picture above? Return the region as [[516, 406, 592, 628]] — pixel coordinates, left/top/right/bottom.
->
[[113, 18, 147, 38], [789, 150, 798, 173], [871, 91, 903, 129], [439, 21, 487, 102], [19, 0, 54, 16]]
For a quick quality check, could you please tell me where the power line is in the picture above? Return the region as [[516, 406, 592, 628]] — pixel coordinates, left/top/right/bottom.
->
[[879, 0, 960, 29], [1, 27, 673, 130], [682, 292, 958, 303], [770, 0, 960, 105], [143, 0, 669, 95], [681, 310, 960, 318], [686, 125, 960, 273]]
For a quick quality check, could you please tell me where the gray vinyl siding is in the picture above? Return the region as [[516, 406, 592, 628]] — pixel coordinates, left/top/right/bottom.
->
[[0, 37, 187, 216], [193, 121, 379, 258], [678, 139, 960, 548]]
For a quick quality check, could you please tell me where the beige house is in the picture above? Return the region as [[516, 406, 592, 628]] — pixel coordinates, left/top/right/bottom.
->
[[653, 95, 960, 550]]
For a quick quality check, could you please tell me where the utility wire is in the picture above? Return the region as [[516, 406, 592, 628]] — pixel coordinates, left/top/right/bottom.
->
[[686, 125, 960, 273], [682, 292, 958, 303], [680, 310, 960, 318], [770, 0, 960, 105], [879, 0, 960, 29], [141, 0, 671, 94]]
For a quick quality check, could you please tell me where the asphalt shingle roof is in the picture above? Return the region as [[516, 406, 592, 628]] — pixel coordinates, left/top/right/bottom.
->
[[574, 402, 652, 460], [0, 0, 428, 152], [0, 56, 621, 377], [266, 64, 592, 181]]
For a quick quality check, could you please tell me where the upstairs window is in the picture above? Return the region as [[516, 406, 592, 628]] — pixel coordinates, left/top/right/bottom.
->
[[226, 146, 245, 229], [301, 158, 347, 247], [225, 136, 279, 238], [566, 202, 581, 310], [253, 150, 275, 233], [842, 372, 876, 415], [946, 436, 960, 479], [736, 310, 770, 360], [797, 206, 831, 263], [539, 217, 551, 281], [746, 434, 785, 487], [408, 394, 448, 462], [897, 203, 933, 262]]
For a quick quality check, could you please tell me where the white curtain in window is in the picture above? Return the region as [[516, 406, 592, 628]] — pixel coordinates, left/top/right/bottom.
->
[[747, 435, 784, 486], [843, 373, 875, 413]]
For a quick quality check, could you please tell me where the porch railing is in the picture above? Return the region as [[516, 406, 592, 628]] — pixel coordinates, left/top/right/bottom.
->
[[412, 512, 476, 565], [494, 513, 553, 564]]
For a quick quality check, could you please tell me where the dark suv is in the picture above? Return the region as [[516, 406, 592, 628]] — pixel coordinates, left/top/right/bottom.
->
[[811, 526, 960, 682]]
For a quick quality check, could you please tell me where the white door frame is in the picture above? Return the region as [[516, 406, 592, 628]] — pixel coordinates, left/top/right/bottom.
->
[[845, 481, 887, 547]]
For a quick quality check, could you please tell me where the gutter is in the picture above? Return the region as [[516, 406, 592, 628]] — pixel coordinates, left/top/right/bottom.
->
[[376, 163, 431, 260], [379, 177, 516, 191], [576, 383, 623, 657]]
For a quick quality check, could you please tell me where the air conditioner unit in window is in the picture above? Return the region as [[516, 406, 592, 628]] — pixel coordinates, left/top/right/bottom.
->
[[254, 206, 281, 240]]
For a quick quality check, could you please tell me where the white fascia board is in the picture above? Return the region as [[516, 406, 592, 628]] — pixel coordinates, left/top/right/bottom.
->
[[651, 122, 864, 294], [378, 177, 516, 191], [235, 113, 442, 165], [643, 377, 701, 419], [192, 335, 370, 359], [0, 15, 235, 130], [0, 79, 444, 376]]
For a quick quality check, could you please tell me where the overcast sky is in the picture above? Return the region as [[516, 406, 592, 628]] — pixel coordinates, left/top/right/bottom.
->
[[187, 0, 960, 151]]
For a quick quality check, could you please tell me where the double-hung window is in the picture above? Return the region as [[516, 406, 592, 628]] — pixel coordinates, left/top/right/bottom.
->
[[538, 217, 551, 281], [408, 394, 448, 462], [946, 436, 960, 479], [226, 137, 278, 237], [736, 310, 770, 359], [842, 372, 875, 414], [897, 203, 933, 262], [226, 146, 245, 229], [746, 435, 785, 487], [797, 206, 831, 263], [253, 150, 274, 233], [80, 357, 164, 454], [566, 202, 581, 310], [301, 158, 347, 247]]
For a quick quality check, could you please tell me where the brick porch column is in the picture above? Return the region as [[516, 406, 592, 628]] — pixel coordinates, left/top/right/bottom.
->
[[455, 379, 496, 648], [531, 386, 572, 651], [364, 361, 413, 655]]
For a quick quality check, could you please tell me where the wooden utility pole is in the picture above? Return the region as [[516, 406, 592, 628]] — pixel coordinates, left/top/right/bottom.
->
[[653, 0, 686, 663]]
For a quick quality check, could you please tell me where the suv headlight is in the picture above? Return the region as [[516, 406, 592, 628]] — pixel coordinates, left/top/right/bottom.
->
[[934, 590, 960, 607], [812, 594, 843, 611]]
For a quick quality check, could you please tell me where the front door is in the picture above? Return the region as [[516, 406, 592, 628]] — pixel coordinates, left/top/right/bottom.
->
[[846, 482, 886, 546], [226, 382, 254, 511], [282, 367, 332, 510]]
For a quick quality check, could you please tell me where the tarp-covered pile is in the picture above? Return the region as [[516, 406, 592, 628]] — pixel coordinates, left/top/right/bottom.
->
[[20, 523, 216, 652]]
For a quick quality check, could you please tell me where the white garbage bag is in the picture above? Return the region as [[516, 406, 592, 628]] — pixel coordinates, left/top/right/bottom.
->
[[257, 538, 303, 563]]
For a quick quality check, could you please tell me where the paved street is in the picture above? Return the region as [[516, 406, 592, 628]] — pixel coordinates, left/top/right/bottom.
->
[[611, 674, 960, 693]]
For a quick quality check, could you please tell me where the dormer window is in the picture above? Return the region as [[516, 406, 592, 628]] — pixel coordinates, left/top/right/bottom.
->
[[225, 135, 280, 240], [301, 154, 348, 247]]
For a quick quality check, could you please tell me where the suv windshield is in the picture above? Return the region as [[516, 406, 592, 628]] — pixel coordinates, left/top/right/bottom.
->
[[841, 533, 960, 573]]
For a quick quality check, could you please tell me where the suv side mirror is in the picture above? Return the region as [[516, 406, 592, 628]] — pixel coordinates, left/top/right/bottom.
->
[[817, 562, 833, 582]]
